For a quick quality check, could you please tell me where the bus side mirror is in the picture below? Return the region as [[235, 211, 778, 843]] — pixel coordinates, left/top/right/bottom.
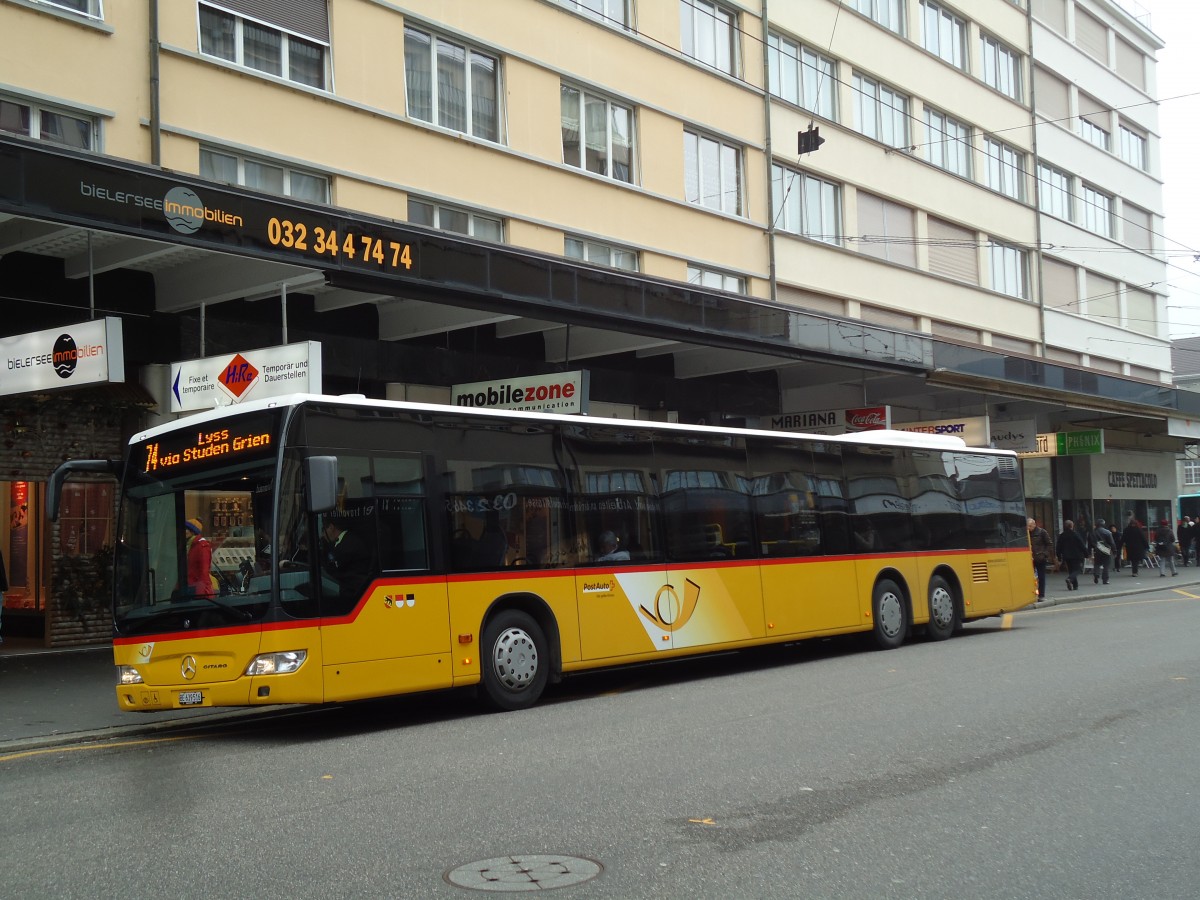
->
[[305, 456, 339, 514], [48, 458, 122, 521]]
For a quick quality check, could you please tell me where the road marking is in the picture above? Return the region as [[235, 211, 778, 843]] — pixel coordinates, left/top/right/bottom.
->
[[1040, 593, 1200, 615], [0, 733, 205, 764], [688, 817, 716, 826], [1000, 614, 1014, 629]]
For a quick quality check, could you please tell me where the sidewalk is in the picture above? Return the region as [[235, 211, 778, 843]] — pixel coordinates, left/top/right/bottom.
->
[[3, 562, 1199, 754]]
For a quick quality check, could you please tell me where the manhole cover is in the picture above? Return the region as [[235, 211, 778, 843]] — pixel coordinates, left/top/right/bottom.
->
[[445, 855, 603, 892]]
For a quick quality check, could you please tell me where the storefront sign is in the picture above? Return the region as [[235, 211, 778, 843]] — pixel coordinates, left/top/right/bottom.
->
[[169, 341, 322, 412], [894, 415, 990, 447], [1019, 430, 1105, 458], [453, 370, 590, 415], [990, 418, 1037, 453], [0, 317, 124, 397], [1081, 449, 1174, 500], [770, 406, 891, 434]]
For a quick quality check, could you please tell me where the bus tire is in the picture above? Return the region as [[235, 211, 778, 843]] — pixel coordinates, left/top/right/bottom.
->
[[926, 575, 957, 642], [481, 609, 548, 711], [872, 578, 907, 650]]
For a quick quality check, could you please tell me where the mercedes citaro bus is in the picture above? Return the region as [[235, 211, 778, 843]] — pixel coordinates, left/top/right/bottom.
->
[[50, 393, 1034, 713]]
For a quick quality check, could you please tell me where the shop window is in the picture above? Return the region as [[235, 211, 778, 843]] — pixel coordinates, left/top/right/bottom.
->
[[58, 481, 113, 557]]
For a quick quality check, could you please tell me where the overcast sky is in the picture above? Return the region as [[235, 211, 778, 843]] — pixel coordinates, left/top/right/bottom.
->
[[1143, 1, 1200, 340]]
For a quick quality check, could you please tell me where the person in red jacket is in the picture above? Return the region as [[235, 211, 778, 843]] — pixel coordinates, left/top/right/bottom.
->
[[184, 517, 214, 598]]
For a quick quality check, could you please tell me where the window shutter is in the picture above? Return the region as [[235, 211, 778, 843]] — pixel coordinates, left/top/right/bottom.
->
[[1125, 288, 1156, 336], [856, 191, 886, 260], [1076, 93, 1109, 131], [927, 217, 977, 283], [1114, 38, 1145, 89], [206, 0, 329, 43], [1073, 9, 1108, 64], [1041, 257, 1077, 310], [1034, 67, 1069, 122], [1032, 0, 1066, 34], [1123, 203, 1154, 252]]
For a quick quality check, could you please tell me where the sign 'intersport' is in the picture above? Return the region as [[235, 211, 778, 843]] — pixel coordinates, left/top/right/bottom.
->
[[169, 341, 322, 413], [453, 371, 590, 415], [0, 317, 124, 397]]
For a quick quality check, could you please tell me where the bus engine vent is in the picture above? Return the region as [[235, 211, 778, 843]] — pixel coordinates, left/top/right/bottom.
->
[[971, 561, 989, 582]]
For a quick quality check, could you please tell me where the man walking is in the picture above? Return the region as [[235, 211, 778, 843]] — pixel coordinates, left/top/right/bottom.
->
[[1027, 518, 1054, 601], [1122, 515, 1149, 576], [1056, 520, 1087, 591], [1090, 518, 1114, 585]]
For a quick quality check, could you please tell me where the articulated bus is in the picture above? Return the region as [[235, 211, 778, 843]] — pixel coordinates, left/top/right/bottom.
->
[[50, 394, 1034, 713]]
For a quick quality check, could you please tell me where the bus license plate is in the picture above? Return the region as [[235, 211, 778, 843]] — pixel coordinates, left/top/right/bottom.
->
[[178, 690, 203, 706]]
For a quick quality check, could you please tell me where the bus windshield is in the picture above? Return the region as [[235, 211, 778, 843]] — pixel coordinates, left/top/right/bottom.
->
[[113, 411, 283, 635]]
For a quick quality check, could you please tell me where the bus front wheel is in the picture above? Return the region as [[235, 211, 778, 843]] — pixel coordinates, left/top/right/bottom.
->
[[481, 609, 549, 711], [872, 579, 908, 650]]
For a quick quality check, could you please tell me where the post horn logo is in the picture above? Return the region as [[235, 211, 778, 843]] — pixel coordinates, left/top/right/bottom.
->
[[639, 579, 701, 632]]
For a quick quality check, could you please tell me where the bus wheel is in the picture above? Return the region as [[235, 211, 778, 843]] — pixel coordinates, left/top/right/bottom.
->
[[926, 575, 957, 642], [872, 579, 907, 650], [481, 609, 548, 711]]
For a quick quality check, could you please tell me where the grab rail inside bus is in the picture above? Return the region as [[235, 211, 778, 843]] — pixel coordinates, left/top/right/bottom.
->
[[48, 458, 123, 521]]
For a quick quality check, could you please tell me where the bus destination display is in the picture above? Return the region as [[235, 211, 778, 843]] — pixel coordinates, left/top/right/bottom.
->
[[139, 425, 274, 474]]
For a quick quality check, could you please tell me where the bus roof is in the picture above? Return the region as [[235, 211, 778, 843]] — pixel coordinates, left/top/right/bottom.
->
[[130, 393, 1014, 457]]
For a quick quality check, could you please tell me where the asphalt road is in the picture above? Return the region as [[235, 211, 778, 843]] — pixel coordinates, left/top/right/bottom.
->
[[4, 588, 1200, 899]]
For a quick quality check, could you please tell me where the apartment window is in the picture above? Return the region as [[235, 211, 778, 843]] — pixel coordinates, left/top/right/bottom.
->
[[1041, 256, 1077, 310], [560, 0, 630, 28], [767, 34, 836, 119], [680, 0, 738, 75], [39, 0, 102, 17], [687, 265, 744, 293], [920, 1, 966, 69], [685, 130, 741, 214], [566, 237, 639, 271], [980, 35, 1021, 100], [1073, 8, 1108, 64], [853, 74, 909, 147], [851, 0, 905, 35], [409, 198, 503, 242], [924, 108, 971, 177], [984, 137, 1024, 200], [1032, 0, 1066, 34], [1037, 163, 1072, 219], [1077, 94, 1111, 151], [0, 95, 96, 150], [199, 3, 329, 89], [1081, 184, 1113, 238], [1119, 123, 1147, 170], [1115, 37, 1146, 90], [404, 26, 501, 142], [989, 240, 1028, 299], [1185, 460, 1200, 488], [561, 85, 635, 183], [200, 148, 329, 202], [856, 192, 915, 266], [771, 165, 841, 246]]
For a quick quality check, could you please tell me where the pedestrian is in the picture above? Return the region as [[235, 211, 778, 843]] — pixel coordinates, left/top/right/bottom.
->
[[1055, 520, 1087, 591], [0, 546, 7, 644], [1121, 515, 1149, 576], [1027, 517, 1054, 600], [1154, 519, 1179, 577], [182, 517, 214, 598], [1089, 518, 1114, 585], [1180, 516, 1196, 567]]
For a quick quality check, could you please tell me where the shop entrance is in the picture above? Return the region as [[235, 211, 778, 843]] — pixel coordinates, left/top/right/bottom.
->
[[2, 481, 46, 639]]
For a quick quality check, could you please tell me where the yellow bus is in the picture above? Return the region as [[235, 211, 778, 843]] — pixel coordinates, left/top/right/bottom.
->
[[51, 394, 1034, 713]]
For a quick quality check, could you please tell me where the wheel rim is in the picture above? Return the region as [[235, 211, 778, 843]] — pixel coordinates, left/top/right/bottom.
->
[[491, 626, 539, 692], [878, 589, 904, 638], [930, 585, 954, 628]]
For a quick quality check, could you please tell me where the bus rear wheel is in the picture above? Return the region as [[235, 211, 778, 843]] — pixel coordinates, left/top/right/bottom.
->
[[872, 579, 907, 650], [926, 575, 957, 641], [481, 609, 549, 711]]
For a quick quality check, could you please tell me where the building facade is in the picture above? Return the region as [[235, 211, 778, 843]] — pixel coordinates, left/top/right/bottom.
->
[[0, 0, 1190, 644]]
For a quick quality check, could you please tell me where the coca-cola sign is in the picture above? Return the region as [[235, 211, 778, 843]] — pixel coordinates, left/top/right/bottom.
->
[[845, 407, 890, 431]]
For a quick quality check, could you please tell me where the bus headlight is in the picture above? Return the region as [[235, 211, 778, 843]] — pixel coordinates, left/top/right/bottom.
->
[[117, 666, 144, 685], [245, 650, 308, 676]]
